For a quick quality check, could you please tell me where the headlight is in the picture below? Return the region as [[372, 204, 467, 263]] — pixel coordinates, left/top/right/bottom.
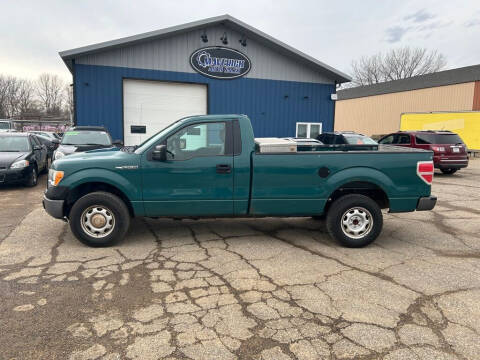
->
[[10, 160, 29, 169], [54, 151, 65, 160], [48, 169, 64, 186]]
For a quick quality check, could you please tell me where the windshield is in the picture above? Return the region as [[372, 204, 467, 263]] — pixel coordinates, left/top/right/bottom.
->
[[61, 131, 111, 146], [416, 133, 464, 144], [0, 136, 30, 152], [0, 122, 10, 130], [344, 135, 377, 145]]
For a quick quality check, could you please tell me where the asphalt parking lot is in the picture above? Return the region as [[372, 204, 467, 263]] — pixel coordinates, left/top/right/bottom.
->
[[0, 160, 479, 360]]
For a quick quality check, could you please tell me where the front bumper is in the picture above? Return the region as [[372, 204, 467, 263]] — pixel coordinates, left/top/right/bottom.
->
[[434, 156, 468, 169], [416, 196, 437, 211], [43, 195, 65, 219], [0, 167, 30, 185]]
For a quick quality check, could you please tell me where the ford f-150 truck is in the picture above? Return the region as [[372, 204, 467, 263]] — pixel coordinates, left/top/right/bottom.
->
[[43, 115, 436, 248]]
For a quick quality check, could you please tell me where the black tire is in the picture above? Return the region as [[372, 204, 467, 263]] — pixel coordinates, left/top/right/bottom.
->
[[326, 194, 383, 247], [24, 166, 38, 187], [441, 168, 457, 174], [69, 191, 130, 247]]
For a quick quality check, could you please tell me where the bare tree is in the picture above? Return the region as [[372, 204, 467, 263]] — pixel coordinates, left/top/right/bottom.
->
[[6, 78, 22, 117], [351, 54, 384, 87], [63, 84, 74, 119], [37, 73, 65, 115], [17, 80, 37, 115], [0, 75, 16, 118], [350, 47, 447, 86], [0, 76, 34, 118], [0, 73, 71, 119]]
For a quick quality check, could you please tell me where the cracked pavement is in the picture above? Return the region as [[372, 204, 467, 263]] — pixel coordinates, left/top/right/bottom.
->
[[1, 160, 479, 360]]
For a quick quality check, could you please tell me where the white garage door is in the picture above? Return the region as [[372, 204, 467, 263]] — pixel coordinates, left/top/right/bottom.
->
[[123, 79, 207, 146]]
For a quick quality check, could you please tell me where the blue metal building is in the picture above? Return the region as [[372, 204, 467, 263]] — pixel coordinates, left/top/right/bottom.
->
[[60, 15, 350, 145]]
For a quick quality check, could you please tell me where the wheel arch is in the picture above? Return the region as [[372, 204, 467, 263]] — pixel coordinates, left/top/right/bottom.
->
[[65, 182, 134, 218], [322, 167, 393, 214], [324, 180, 390, 214]]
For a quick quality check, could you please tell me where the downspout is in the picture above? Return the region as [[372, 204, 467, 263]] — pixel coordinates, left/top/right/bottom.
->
[[72, 59, 77, 126], [332, 80, 338, 132]]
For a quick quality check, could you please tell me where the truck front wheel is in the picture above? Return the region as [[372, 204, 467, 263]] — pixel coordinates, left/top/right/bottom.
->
[[69, 192, 130, 247], [326, 194, 383, 247]]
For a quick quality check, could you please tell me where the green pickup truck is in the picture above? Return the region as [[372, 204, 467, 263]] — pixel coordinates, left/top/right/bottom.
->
[[43, 115, 436, 248]]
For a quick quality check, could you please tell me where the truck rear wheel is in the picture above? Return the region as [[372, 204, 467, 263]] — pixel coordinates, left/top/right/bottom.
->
[[69, 191, 130, 247], [326, 194, 383, 247]]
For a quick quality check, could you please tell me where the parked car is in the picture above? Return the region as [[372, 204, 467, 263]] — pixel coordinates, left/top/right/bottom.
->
[[378, 130, 468, 174], [32, 133, 60, 162], [44, 115, 436, 248], [0, 120, 14, 132], [53, 126, 122, 161], [0, 132, 48, 187], [317, 131, 377, 145]]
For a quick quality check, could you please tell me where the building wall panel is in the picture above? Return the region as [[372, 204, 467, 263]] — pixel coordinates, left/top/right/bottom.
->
[[76, 25, 333, 84], [335, 82, 476, 135], [74, 64, 335, 141]]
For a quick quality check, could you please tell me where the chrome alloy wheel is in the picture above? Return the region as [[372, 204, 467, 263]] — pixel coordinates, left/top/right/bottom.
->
[[341, 207, 373, 239], [80, 205, 115, 238]]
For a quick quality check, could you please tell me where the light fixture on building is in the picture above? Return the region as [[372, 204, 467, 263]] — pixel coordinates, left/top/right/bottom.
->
[[220, 32, 228, 45], [239, 35, 247, 47], [201, 31, 208, 43]]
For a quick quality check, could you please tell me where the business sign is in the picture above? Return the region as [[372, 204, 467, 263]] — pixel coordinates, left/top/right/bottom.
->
[[190, 47, 251, 79]]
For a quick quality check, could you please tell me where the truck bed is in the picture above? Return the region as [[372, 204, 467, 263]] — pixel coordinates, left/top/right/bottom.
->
[[249, 144, 433, 216]]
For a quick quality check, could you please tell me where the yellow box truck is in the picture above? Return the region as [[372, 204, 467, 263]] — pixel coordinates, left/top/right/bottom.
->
[[400, 111, 480, 151]]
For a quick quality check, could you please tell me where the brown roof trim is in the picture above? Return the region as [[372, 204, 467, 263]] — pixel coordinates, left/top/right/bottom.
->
[[338, 64, 480, 100]]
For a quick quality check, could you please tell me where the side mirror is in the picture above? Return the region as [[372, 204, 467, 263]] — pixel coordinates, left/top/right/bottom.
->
[[113, 139, 123, 147], [152, 144, 167, 161], [33, 145, 42, 151], [52, 139, 60, 144]]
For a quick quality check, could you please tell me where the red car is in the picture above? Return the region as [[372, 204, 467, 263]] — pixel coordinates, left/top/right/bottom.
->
[[378, 130, 468, 174]]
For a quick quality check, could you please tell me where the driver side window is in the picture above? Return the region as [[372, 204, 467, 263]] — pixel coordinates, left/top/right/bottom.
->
[[166, 122, 226, 161]]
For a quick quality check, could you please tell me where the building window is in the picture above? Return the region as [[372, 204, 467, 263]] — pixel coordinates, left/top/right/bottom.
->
[[296, 123, 322, 139]]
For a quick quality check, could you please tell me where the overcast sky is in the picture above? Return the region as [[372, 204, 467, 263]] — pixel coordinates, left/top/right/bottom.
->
[[1, 0, 479, 82]]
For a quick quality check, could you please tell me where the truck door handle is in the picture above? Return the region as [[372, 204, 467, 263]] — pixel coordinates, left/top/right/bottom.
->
[[216, 164, 231, 174]]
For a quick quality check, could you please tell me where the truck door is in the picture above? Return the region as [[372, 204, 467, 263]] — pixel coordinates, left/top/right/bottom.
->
[[141, 121, 234, 217]]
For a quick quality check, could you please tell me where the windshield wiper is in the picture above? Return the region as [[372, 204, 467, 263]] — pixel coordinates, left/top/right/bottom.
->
[[121, 145, 138, 153]]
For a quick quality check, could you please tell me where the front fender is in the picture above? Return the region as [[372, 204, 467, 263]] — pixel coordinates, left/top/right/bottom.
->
[[60, 168, 142, 201]]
